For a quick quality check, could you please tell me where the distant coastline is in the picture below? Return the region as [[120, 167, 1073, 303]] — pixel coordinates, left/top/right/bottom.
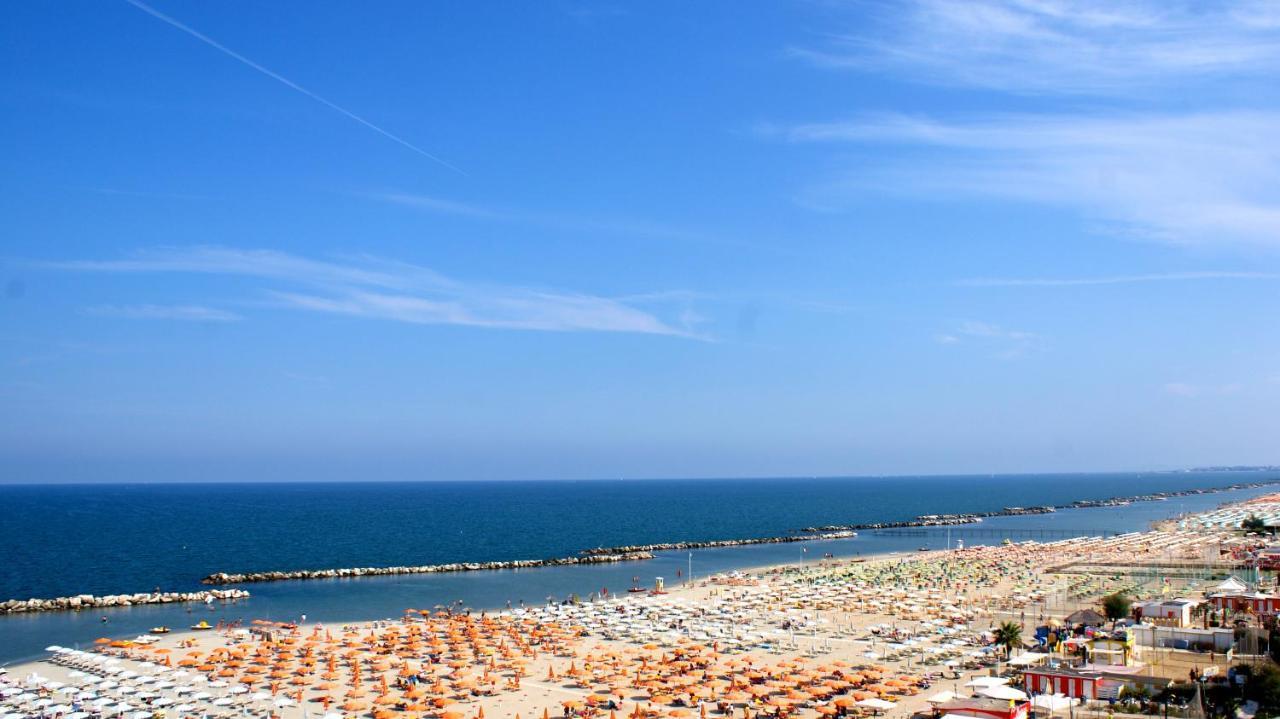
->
[[4, 474, 1276, 614]]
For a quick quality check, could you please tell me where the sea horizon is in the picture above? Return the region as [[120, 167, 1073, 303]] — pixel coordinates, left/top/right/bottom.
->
[[1, 465, 1274, 486]]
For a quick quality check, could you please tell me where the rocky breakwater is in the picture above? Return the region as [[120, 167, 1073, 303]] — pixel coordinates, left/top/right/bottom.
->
[[1, 588, 250, 614], [202, 551, 655, 585], [801, 517, 981, 532], [577, 530, 857, 557]]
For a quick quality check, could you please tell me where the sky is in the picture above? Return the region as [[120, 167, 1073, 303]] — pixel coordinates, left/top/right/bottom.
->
[[3, 1, 1280, 482]]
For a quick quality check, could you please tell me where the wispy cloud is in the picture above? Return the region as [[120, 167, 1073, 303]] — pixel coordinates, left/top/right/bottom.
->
[[786, 112, 1280, 247], [792, 0, 1280, 95], [959, 272, 1280, 287], [123, 0, 462, 174], [937, 320, 1040, 358], [376, 193, 496, 218], [47, 247, 701, 337], [82, 304, 242, 322]]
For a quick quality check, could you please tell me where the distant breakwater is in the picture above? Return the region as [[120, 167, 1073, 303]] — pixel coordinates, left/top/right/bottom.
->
[[576, 530, 858, 557], [1, 589, 249, 615], [14, 478, 1279, 603], [797, 479, 1280, 533], [201, 551, 656, 585]]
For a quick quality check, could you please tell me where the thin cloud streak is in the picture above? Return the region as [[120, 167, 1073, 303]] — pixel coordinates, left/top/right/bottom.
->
[[48, 247, 701, 338], [787, 112, 1280, 247], [960, 272, 1280, 287], [123, 0, 463, 175], [82, 304, 242, 322]]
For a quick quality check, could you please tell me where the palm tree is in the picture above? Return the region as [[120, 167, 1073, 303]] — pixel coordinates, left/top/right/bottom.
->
[[994, 621, 1024, 659]]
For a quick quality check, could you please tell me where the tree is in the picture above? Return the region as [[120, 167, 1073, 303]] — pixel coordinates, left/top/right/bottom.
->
[[993, 621, 1023, 659], [1245, 663, 1280, 718], [1244, 514, 1268, 533], [1102, 592, 1132, 626]]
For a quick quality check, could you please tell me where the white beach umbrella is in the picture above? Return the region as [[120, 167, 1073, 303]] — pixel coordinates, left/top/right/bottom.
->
[[964, 676, 1009, 688], [212, 697, 233, 706], [1033, 694, 1074, 711], [979, 685, 1029, 701]]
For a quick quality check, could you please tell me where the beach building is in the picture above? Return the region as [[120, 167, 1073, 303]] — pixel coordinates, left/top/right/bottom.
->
[[1023, 666, 1172, 700], [1132, 598, 1199, 627], [1063, 609, 1107, 626], [1256, 545, 1280, 569], [1089, 635, 1135, 666], [935, 697, 1030, 719], [1211, 576, 1250, 595], [1130, 625, 1234, 653], [1206, 591, 1280, 617]]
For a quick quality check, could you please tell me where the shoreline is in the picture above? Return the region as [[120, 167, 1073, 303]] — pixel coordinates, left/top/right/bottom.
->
[[7, 500, 1254, 719], [6, 477, 1275, 613], [0, 485, 1270, 670]]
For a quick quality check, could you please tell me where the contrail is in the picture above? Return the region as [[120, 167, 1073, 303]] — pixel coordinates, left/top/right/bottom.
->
[[123, 0, 464, 175]]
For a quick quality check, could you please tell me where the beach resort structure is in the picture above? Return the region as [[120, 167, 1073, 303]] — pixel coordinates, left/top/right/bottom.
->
[[6, 494, 1280, 719]]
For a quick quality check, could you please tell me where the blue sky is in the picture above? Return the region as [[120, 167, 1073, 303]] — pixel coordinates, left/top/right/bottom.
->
[[4, 1, 1280, 482]]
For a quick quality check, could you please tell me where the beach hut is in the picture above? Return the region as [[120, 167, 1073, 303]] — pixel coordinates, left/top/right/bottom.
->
[[1063, 609, 1106, 627]]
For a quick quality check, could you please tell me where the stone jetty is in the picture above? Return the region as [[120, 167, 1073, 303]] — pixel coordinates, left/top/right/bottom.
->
[[1, 588, 249, 615], [799, 479, 1280, 533], [577, 530, 857, 557], [201, 551, 655, 585]]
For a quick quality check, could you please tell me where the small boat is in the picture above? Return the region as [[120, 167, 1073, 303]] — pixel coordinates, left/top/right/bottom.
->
[[190, 620, 213, 631], [917, 547, 931, 552], [149, 626, 170, 635]]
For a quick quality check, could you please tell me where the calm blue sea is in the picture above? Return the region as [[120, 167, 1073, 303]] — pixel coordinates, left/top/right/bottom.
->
[[0, 472, 1274, 664]]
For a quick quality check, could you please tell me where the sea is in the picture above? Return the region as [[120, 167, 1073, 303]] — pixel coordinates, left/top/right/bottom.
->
[[1, 471, 1276, 665]]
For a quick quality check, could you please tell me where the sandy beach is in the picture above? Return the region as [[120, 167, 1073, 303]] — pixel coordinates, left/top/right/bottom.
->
[[7, 497, 1262, 719]]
